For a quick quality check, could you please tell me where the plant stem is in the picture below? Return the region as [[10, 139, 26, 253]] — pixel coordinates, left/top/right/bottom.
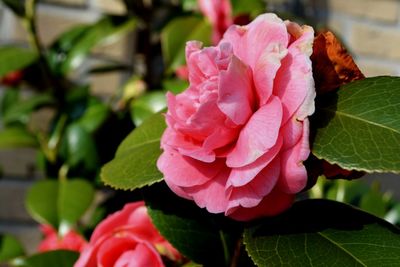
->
[[24, 0, 40, 53], [219, 230, 231, 266], [22, 0, 66, 106], [229, 238, 242, 267]]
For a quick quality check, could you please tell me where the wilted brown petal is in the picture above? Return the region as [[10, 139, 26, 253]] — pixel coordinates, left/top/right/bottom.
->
[[311, 31, 365, 94]]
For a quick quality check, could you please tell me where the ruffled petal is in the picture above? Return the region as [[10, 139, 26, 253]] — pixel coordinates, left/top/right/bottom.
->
[[218, 55, 254, 125], [227, 157, 280, 209], [278, 119, 310, 193], [227, 96, 282, 167], [183, 168, 230, 213], [89, 202, 144, 244], [227, 137, 282, 187], [223, 13, 289, 69], [254, 43, 288, 105], [157, 149, 224, 187], [227, 186, 294, 221], [273, 24, 315, 123], [114, 244, 164, 267]]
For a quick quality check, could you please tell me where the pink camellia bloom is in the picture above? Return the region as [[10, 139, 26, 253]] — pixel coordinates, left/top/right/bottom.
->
[[74, 201, 181, 267], [38, 225, 86, 252], [157, 14, 315, 221], [198, 0, 233, 44]]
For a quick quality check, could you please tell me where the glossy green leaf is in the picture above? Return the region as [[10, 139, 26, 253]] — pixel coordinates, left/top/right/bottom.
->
[[162, 16, 211, 72], [26, 179, 95, 228], [3, 94, 54, 125], [360, 189, 387, 218], [47, 25, 90, 75], [130, 92, 166, 126], [181, 0, 197, 11], [0, 127, 37, 148], [25, 180, 59, 227], [101, 112, 166, 190], [76, 99, 109, 133], [231, 0, 265, 16], [163, 78, 188, 94], [312, 76, 400, 173], [0, 235, 24, 262], [244, 199, 400, 267], [64, 124, 99, 171], [145, 183, 240, 267], [51, 16, 136, 75], [20, 250, 79, 267], [0, 47, 37, 77], [58, 179, 95, 226], [0, 89, 20, 116]]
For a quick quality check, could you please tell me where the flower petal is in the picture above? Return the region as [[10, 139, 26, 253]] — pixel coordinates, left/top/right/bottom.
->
[[183, 168, 230, 213], [218, 55, 254, 125], [227, 157, 280, 209], [223, 13, 288, 68], [114, 244, 164, 267], [89, 202, 144, 244], [254, 43, 288, 105], [227, 186, 294, 221], [157, 149, 224, 187], [227, 96, 282, 167], [273, 24, 315, 123], [311, 31, 365, 94], [278, 119, 310, 193], [227, 137, 282, 187]]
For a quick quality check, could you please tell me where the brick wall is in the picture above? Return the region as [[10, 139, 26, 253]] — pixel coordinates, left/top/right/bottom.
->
[[325, 0, 400, 77]]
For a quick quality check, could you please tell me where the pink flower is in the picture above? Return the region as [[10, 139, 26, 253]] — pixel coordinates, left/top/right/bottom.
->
[[157, 14, 315, 221], [38, 225, 86, 252], [198, 0, 233, 44], [74, 202, 181, 267]]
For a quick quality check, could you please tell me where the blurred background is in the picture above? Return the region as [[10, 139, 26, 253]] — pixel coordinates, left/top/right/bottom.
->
[[0, 0, 399, 254]]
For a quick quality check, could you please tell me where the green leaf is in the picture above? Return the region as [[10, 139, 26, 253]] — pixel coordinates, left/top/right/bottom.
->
[[360, 186, 387, 218], [130, 91, 166, 126], [0, 127, 37, 148], [145, 183, 240, 267], [58, 179, 95, 226], [50, 16, 136, 75], [3, 94, 54, 125], [26, 179, 95, 227], [181, 0, 197, 11], [0, 47, 37, 77], [312, 76, 400, 173], [64, 124, 99, 171], [244, 199, 400, 267], [162, 78, 188, 94], [25, 180, 59, 227], [20, 250, 79, 267], [231, 0, 265, 16], [0, 234, 24, 262], [101, 112, 166, 190], [0, 89, 20, 116], [162, 16, 211, 72], [76, 99, 110, 133]]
